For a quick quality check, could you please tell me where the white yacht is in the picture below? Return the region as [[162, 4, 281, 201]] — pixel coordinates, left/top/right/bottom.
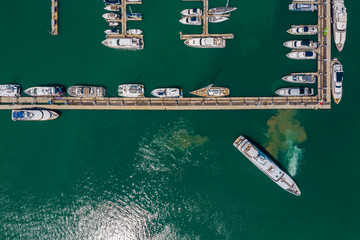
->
[[208, 16, 229, 23], [289, 3, 317, 11], [105, 29, 120, 35], [108, 22, 120, 27], [181, 8, 202, 17], [275, 87, 314, 96], [24, 86, 64, 97], [151, 88, 183, 98], [286, 50, 317, 60], [332, 58, 343, 104], [184, 37, 225, 48], [332, 0, 347, 52], [12, 109, 59, 121], [0, 84, 21, 97], [287, 25, 318, 35], [282, 74, 316, 84], [102, 38, 144, 50], [283, 40, 318, 50], [104, 5, 120, 11], [118, 84, 144, 97], [102, 13, 121, 20], [179, 17, 202, 25], [67, 86, 105, 97], [233, 136, 301, 196], [127, 29, 142, 35], [208, 6, 237, 15]]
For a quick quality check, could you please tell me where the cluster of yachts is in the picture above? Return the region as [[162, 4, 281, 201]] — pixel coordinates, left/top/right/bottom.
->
[[101, 0, 144, 50]]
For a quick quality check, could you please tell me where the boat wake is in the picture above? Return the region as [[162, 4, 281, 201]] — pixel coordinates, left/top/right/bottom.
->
[[284, 138, 303, 177]]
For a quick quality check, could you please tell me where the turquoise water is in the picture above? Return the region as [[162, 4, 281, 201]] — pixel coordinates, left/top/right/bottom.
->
[[0, 0, 359, 239]]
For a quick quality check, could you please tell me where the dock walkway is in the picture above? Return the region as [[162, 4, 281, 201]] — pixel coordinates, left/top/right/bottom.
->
[[51, 0, 58, 35]]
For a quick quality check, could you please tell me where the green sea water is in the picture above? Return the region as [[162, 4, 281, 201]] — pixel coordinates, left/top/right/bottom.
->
[[0, 0, 359, 239]]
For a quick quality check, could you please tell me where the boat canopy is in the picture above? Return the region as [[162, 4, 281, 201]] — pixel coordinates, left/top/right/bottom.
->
[[302, 40, 310, 46], [304, 26, 309, 32], [305, 51, 313, 57], [336, 72, 343, 82], [13, 111, 25, 119]]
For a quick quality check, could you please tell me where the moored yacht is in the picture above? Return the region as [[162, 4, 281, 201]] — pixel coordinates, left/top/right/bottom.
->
[[332, 0, 347, 52], [0, 84, 21, 97], [233, 135, 301, 196], [289, 3, 317, 11], [127, 29, 142, 35], [208, 6, 237, 15], [127, 13, 142, 20], [208, 16, 229, 23], [190, 84, 229, 97], [12, 109, 59, 121], [108, 22, 120, 27], [179, 17, 202, 25], [184, 37, 225, 48], [332, 58, 343, 104], [102, 38, 144, 50], [104, 5, 120, 11], [286, 50, 317, 60], [105, 29, 120, 35], [287, 25, 318, 35], [151, 88, 183, 98], [283, 40, 318, 50], [24, 86, 64, 97], [104, 0, 120, 5], [181, 8, 202, 17], [275, 87, 314, 96], [282, 74, 316, 84], [67, 86, 105, 97], [102, 13, 120, 20], [118, 84, 144, 97]]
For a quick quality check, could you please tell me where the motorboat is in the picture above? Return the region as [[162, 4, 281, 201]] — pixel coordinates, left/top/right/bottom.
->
[[105, 29, 120, 35], [24, 86, 64, 97], [184, 37, 225, 48], [208, 6, 237, 15], [12, 109, 59, 121], [283, 40, 318, 49], [127, 29, 142, 35], [102, 38, 144, 50], [208, 16, 229, 23], [104, 5, 120, 11], [282, 74, 316, 83], [332, 58, 343, 104], [0, 84, 21, 97], [67, 86, 105, 97], [104, 0, 120, 5], [102, 13, 120, 20], [275, 87, 314, 96], [181, 8, 202, 17], [286, 50, 317, 60], [108, 22, 120, 27], [190, 84, 229, 97], [179, 17, 202, 25], [289, 3, 317, 11], [118, 84, 144, 97], [127, 13, 142, 20], [287, 25, 318, 35], [332, 0, 347, 52], [151, 88, 183, 98]]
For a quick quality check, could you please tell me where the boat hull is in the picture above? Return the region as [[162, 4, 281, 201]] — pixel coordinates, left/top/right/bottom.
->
[[118, 84, 144, 98], [281, 74, 316, 84], [332, 0, 347, 52], [0, 84, 21, 97], [184, 37, 225, 48], [151, 88, 183, 98], [24, 86, 64, 97], [67, 86, 105, 97], [331, 58, 343, 104], [190, 86, 229, 97], [12, 109, 59, 121], [275, 87, 314, 96]]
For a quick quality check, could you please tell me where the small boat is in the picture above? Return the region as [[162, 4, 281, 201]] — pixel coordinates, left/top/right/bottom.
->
[[12, 109, 59, 121], [127, 0, 141, 2], [67, 86, 105, 97], [332, 0, 347, 52], [332, 58, 343, 104], [208, 15, 229, 23], [0, 84, 21, 97], [283, 40, 317, 50], [208, 6, 237, 15], [190, 84, 230, 97], [118, 84, 144, 97], [102, 38, 144, 50], [104, 5, 120, 11], [181, 8, 202, 17], [105, 29, 120, 35], [151, 88, 183, 98], [184, 37, 225, 48], [287, 25, 318, 35], [179, 17, 202, 25], [233, 136, 301, 196], [104, 0, 120, 5], [108, 22, 120, 27], [282, 74, 316, 84], [127, 29, 142, 35], [289, 3, 317, 11], [102, 13, 120, 20], [286, 50, 317, 60], [275, 87, 314, 96], [24, 86, 64, 97], [127, 13, 142, 20]]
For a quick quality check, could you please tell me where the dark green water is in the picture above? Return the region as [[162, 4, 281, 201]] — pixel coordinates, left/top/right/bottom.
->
[[0, 0, 359, 239]]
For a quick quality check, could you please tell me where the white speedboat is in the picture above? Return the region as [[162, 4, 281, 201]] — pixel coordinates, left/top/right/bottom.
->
[[12, 109, 59, 121], [208, 15, 229, 23], [102, 38, 144, 50], [105, 29, 120, 35], [104, 5, 120, 11], [118, 84, 144, 97], [108, 22, 120, 27], [184, 37, 225, 48], [102, 13, 120, 20], [286, 50, 317, 60], [181, 8, 202, 17], [233, 136, 301, 196], [287, 25, 318, 35], [24, 86, 64, 97], [0, 84, 20, 97], [332, 58, 343, 104], [275, 87, 314, 96], [127, 29, 142, 35], [283, 40, 317, 50], [208, 6, 237, 15], [104, 0, 120, 5], [332, 0, 347, 52], [179, 17, 202, 25], [67, 86, 105, 97], [282, 74, 316, 83], [289, 3, 317, 11], [151, 88, 183, 98]]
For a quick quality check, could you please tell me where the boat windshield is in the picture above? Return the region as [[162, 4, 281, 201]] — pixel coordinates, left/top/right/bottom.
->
[[191, 17, 197, 21], [193, 8, 197, 12], [302, 40, 310, 46], [336, 72, 343, 82], [305, 51, 313, 57], [304, 27, 309, 32], [299, 88, 305, 94]]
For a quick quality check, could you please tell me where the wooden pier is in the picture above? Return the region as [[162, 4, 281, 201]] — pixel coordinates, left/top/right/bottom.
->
[[51, 0, 58, 35]]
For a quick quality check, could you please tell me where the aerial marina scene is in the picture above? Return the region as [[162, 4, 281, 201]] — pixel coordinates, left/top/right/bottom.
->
[[0, 0, 358, 239]]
